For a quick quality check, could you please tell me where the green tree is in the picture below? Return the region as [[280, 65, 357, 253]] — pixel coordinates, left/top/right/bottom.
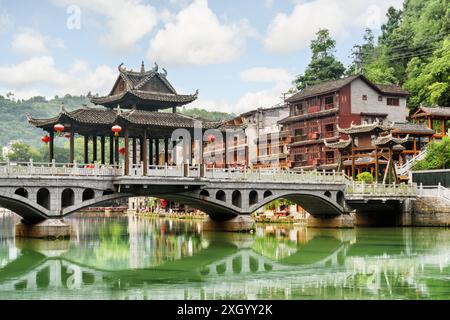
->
[[6, 141, 42, 162], [347, 29, 376, 75], [412, 136, 450, 170], [357, 172, 374, 184], [293, 29, 346, 90]]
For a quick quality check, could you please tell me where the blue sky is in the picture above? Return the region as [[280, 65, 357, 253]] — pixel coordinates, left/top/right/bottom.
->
[[0, 0, 403, 114]]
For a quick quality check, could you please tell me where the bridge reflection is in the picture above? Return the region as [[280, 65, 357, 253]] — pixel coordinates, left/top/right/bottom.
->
[[0, 215, 449, 299]]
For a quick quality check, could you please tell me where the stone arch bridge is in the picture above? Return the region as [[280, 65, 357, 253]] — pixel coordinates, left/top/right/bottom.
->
[[0, 162, 417, 234]]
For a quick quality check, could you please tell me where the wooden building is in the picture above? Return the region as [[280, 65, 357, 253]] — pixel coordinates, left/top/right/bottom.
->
[[278, 74, 409, 170], [28, 62, 223, 174], [411, 107, 450, 139]]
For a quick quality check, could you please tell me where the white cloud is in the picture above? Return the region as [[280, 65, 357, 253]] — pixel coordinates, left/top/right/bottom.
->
[[0, 8, 13, 33], [148, 0, 255, 65], [265, 0, 274, 9], [264, 0, 403, 53], [52, 0, 158, 52], [0, 56, 116, 98], [240, 67, 293, 83], [11, 29, 66, 57]]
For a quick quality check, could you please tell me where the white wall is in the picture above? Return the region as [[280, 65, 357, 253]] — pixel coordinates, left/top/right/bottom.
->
[[350, 78, 408, 123]]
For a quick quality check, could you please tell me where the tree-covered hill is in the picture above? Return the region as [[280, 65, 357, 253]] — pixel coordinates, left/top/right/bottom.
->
[[0, 94, 234, 148]]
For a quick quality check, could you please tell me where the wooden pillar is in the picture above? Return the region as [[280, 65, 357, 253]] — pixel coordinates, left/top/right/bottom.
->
[[84, 135, 89, 164], [124, 127, 130, 175], [140, 137, 144, 163], [374, 146, 379, 184], [351, 139, 355, 180], [109, 135, 114, 165], [132, 138, 137, 165], [164, 138, 169, 164], [223, 133, 227, 168], [115, 136, 119, 165], [441, 119, 445, 135], [49, 130, 55, 163], [172, 106, 176, 113], [92, 136, 97, 162], [101, 136, 105, 165], [143, 130, 148, 176], [155, 139, 159, 165], [69, 129, 75, 164], [149, 138, 153, 166]]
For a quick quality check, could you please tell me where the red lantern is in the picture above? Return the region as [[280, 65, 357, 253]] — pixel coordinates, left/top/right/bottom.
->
[[41, 135, 50, 144], [112, 125, 122, 137], [160, 199, 168, 207], [119, 147, 126, 155], [207, 135, 216, 143], [54, 123, 64, 135], [86, 164, 94, 169]]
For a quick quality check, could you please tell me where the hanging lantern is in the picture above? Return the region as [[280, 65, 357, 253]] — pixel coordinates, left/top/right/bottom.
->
[[119, 147, 126, 155], [64, 133, 71, 139], [54, 123, 64, 135], [41, 135, 50, 144], [112, 125, 122, 137], [86, 163, 94, 169], [207, 135, 216, 143], [160, 199, 168, 207]]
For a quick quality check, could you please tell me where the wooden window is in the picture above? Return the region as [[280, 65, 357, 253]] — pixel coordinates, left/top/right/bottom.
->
[[362, 95, 367, 101], [387, 98, 400, 106]]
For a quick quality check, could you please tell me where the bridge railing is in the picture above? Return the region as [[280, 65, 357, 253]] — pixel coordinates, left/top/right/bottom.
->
[[0, 160, 123, 176], [346, 182, 418, 197], [417, 183, 450, 202]]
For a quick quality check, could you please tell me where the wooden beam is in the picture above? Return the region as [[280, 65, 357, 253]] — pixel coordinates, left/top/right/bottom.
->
[[143, 130, 148, 176], [49, 130, 55, 163], [101, 136, 105, 165], [124, 127, 129, 175], [84, 135, 89, 164], [109, 135, 114, 165], [69, 129, 75, 164], [93, 136, 97, 162]]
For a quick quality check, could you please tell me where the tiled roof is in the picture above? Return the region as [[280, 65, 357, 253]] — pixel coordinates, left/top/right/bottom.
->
[[285, 74, 408, 103], [337, 120, 393, 135], [324, 139, 352, 149], [278, 108, 338, 124], [28, 107, 220, 130], [373, 134, 409, 147], [392, 122, 435, 135], [90, 90, 198, 106], [412, 107, 450, 118]]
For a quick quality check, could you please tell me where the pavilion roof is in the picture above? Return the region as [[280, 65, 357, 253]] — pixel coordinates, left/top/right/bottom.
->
[[89, 62, 198, 110], [324, 138, 352, 150], [411, 106, 450, 119], [337, 120, 393, 135], [27, 106, 222, 134], [373, 133, 409, 147], [392, 122, 435, 135]]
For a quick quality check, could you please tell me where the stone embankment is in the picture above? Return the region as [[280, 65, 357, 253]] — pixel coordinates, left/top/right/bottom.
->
[[411, 197, 450, 227]]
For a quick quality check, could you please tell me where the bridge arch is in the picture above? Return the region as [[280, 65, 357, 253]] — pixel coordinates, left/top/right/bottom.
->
[[15, 188, 28, 198], [324, 191, 332, 198], [249, 190, 258, 205], [200, 190, 210, 197], [61, 188, 75, 209], [263, 191, 273, 198], [216, 190, 226, 202], [82, 188, 95, 201], [37, 188, 51, 210], [336, 191, 345, 207], [232, 190, 242, 208]]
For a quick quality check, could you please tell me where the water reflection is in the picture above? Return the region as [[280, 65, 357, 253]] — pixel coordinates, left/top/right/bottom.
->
[[0, 213, 449, 300]]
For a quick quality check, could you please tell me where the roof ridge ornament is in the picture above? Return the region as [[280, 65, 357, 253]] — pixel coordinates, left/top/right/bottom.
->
[[60, 102, 68, 113], [162, 68, 167, 77], [118, 63, 126, 72], [153, 62, 158, 73], [116, 105, 122, 115], [141, 61, 145, 74]]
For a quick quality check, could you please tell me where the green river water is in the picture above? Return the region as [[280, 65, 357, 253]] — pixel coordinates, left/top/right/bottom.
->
[[0, 213, 449, 300]]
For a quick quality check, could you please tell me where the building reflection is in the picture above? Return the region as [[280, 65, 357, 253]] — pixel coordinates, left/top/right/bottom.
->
[[0, 214, 449, 300]]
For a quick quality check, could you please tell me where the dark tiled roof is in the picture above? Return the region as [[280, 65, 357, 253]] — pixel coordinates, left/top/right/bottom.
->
[[285, 74, 408, 103], [375, 84, 409, 96], [373, 134, 409, 147], [90, 90, 198, 105], [337, 120, 392, 135], [28, 107, 220, 129], [392, 122, 435, 135], [286, 75, 359, 102], [278, 108, 338, 124], [412, 107, 450, 118], [324, 139, 352, 149]]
